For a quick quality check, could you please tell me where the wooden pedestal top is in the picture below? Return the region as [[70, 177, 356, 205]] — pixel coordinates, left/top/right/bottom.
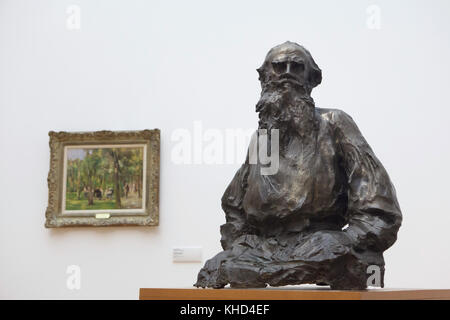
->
[[139, 287, 450, 300]]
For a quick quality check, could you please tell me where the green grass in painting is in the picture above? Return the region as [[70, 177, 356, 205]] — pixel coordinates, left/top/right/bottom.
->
[[65, 192, 117, 210]]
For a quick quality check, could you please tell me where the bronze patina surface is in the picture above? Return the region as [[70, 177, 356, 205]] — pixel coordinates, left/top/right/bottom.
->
[[195, 42, 402, 290]]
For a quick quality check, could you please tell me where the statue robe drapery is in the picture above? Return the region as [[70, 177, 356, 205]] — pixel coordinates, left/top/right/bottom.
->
[[195, 108, 402, 289]]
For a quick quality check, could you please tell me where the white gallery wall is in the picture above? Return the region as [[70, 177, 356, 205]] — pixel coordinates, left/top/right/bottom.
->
[[1, 0, 449, 299]]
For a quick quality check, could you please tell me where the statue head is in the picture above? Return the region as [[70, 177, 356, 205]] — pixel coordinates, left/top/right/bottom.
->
[[257, 41, 322, 94]]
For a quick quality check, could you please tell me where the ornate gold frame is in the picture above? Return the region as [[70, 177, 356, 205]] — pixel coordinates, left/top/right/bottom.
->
[[45, 130, 160, 228]]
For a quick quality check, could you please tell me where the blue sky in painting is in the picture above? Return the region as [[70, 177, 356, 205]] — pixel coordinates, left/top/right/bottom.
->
[[67, 148, 87, 160]]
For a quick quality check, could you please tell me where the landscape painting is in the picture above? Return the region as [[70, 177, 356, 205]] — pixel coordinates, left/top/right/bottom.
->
[[64, 145, 145, 212]]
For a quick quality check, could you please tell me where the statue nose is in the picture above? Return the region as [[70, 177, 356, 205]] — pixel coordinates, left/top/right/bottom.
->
[[286, 62, 292, 74], [280, 62, 297, 80], [284, 62, 298, 77]]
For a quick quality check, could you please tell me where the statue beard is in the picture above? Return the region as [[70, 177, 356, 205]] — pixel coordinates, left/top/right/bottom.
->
[[256, 82, 317, 142]]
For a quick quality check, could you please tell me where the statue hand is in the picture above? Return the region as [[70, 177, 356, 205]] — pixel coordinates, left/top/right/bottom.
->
[[291, 230, 353, 262]]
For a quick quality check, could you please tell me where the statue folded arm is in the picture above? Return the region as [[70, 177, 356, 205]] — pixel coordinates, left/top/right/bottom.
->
[[330, 109, 403, 252], [220, 159, 251, 250]]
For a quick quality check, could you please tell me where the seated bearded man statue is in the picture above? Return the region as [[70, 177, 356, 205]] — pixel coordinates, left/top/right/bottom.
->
[[195, 41, 402, 290]]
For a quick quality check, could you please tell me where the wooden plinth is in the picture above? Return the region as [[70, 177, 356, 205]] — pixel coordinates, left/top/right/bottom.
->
[[139, 288, 450, 300]]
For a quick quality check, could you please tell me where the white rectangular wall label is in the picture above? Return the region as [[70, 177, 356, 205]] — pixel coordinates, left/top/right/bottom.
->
[[95, 213, 110, 219], [172, 247, 202, 262]]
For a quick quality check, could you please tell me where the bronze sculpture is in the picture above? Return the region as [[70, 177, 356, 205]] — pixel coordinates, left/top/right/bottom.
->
[[195, 41, 402, 290]]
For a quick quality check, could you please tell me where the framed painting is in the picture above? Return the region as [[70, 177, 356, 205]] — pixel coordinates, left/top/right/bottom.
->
[[45, 130, 160, 227]]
